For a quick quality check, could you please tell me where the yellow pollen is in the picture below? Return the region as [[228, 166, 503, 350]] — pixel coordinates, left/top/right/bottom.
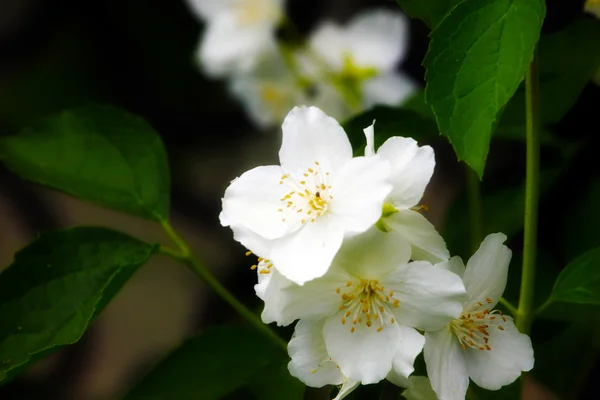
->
[[336, 278, 399, 333], [250, 265, 257, 270], [245, 251, 252, 256], [452, 300, 506, 351]]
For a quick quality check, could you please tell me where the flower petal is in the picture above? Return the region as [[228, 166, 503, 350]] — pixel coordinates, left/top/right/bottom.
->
[[324, 313, 402, 384], [288, 319, 345, 387], [386, 262, 467, 331], [279, 106, 352, 181], [346, 10, 409, 71], [464, 316, 534, 390], [463, 233, 512, 308], [184, 0, 237, 20], [401, 376, 438, 400], [198, 14, 274, 77], [376, 137, 435, 209], [387, 326, 425, 387], [363, 122, 376, 157], [220, 165, 298, 240], [334, 227, 411, 278], [362, 73, 417, 108], [276, 266, 347, 324], [257, 269, 296, 325], [309, 22, 346, 71], [329, 156, 392, 233], [386, 210, 450, 263], [271, 214, 346, 285], [230, 225, 272, 258], [434, 256, 466, 278], [424, 329, 469, 400]]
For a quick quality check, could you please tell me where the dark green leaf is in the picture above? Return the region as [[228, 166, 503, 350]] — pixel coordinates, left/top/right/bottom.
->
[[501, 19, 600, 127], [0, 227, 156, 382], [396, 0, 462, 28], [124, 326, 301, 400], [424, 0, 545, 177], [0, 105, 170, 221], [565, 180, 600, 261], [551, 248, 600, 305]]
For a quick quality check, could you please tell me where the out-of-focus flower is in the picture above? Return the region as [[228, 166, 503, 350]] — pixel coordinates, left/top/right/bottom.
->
[[304, 9, 416, 110], [220, 106, 392, 285], [229, 52, 307, 129], [424, 233, 534, 400], [272, 227, 467, 384], [585, 0, 600, 19], [186, 0, 284, 77], [363, 123, 449, 263]]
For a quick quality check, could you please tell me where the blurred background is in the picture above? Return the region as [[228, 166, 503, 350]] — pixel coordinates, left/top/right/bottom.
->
[[0, 0, 598, 399]]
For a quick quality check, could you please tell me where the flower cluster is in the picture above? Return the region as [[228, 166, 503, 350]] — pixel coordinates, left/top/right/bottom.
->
[[220, 106, 534, 399], [184, 0, 415, 128]]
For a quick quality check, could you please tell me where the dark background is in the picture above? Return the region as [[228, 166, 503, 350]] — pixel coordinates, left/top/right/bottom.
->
[[0, 0, 598, 399]]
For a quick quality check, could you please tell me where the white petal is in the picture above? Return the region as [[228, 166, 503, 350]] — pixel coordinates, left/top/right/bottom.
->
[[463, 233, 512, 308], [329, 156, 392, 233], [362, 73, 417, 108], [230, 225, 272, 258], [270, 214, 346, 285], [424, 329, 469, 400], [198, 14, 274, 77], [279, 106, 352, 181], [258, 269, 296, 325], [376, 137, 435, 209], [184, 0, 236, 20], [309, 22, 346, 71], [324, 313, 402, 384], [386, 210, 450, 263], [363, 121, 376, 157], [220, 165, 297, 240], [401, 376, 438, 400], [276, 266, 348, 324], [386, 262, 467, 331], [288, 319, 345, 387], [387, 326, 425, 387], [464, 317, 534, 390], [334, 227, 411, 278], [333, 379, 361, 400], [346, 10, 409, 71], [434, 256, 466, 278]]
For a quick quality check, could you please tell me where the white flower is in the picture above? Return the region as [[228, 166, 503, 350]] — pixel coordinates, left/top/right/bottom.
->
[[186, 0, 284, 77], [363, 122, 450, 263], [424, 233, 534, 400], [220, 106, 392, 285], [272, 227, 467, 384], [229, 51, 307, 129], [401, 376, 438, 400], [306, 9, 416, 108]]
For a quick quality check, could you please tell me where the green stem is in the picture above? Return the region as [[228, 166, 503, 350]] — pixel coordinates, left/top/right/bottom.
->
[[533, 296, 553, 317], [498, 297, 518, 316], [465, 166, 483, 254], [516, 51, 540, 335], [159, 221, 287, 352]]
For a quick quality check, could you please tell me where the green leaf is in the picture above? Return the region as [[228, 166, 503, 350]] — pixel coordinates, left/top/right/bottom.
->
[[396, 0, 462, 28], [0, 105, 170, 221], [124, 326, 302, 400], [500, 19, 600, 127], [551, 248, 600, 305], [342, 106, 439, 154], [424, 0, 545, 177], [565, 180, 600, 261], [0, 227, 156, 382]]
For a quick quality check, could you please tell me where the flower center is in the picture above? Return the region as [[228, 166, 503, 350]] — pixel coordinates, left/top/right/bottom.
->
[[279, 161, 333, 225], [450, 298, 507, 351], [336, 279, 400, 333]]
